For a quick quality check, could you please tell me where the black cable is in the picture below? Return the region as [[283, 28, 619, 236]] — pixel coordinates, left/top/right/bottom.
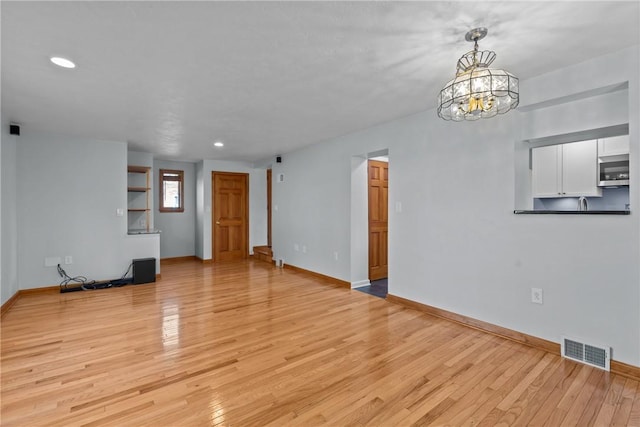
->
[[58, 262, 134, 292], [57, 264, 96, 290], [120, 262, 133, 280]]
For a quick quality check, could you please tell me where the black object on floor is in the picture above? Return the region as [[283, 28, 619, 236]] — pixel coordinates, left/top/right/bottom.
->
[[355, 278, 388, 299], [133, 258, 156, 284]]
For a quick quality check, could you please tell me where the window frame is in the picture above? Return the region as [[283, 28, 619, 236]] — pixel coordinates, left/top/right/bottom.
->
[[159, 169, 185, 213]]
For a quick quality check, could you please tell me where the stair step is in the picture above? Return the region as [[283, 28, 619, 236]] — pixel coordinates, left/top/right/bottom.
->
[[253, 246, 272, 255], [253, 246, 273, 263]]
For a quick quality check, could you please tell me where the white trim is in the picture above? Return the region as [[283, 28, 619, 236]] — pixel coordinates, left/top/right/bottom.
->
[[351, 279, 371, 289]]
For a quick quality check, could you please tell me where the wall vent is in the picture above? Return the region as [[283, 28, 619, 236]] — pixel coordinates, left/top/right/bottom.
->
[[561, 336, 610, 371]]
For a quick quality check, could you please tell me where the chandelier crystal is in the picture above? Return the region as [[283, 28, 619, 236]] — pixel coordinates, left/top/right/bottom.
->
[[437, 28, 519, 121]]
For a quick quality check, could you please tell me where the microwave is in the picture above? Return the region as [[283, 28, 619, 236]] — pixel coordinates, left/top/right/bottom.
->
[[598, 154, 629, 186]]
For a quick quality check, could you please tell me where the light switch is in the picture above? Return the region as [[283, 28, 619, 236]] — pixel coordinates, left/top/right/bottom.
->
[[116, 208, 124, 217], [395, 201, 402, 213]]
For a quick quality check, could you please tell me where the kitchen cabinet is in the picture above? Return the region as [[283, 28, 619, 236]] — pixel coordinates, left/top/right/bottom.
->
[[598, 135, 629, 156], [532, 140, 602, 198]]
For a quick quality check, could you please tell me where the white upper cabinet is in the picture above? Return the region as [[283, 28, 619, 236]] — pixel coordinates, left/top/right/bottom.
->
[[532, 140, 602, 198], [532, 145, 561, 198], [598, 135, 629, 157], [562, 140, 601, 196]]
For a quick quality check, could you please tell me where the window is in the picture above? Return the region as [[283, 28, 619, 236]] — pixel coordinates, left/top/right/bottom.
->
[[159, 169, 184, 212]]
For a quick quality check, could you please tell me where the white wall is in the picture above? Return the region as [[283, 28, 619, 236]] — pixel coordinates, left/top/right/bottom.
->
[[271, 125, 392, 280], [272, 143, 351, 278], [154, 159, 196, 258], [272, 46, 640, 366], [195, 161, 204, 259], [128, 151, 153, 167], [350, 155, 369, 287], [195, 159, 267, 260], [17, 132, 159, 289], [1, 120, 19, 305], [1, 122, 2, 303], [520, 90, 628, 142]]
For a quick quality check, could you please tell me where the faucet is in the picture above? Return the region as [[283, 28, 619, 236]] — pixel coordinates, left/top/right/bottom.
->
[[578, 196, 588, 212]]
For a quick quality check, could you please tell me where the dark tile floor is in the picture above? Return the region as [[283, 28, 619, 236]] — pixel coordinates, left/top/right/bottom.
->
[[355, 278, 387, 299]]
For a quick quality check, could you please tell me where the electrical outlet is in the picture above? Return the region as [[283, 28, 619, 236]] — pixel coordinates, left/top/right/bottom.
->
[[116, 208, 124, 217], [334, 251, 339, 261], [64, 256, 73, 265], [302, 245, 307, 254], [294, 243, 299, 252], [531, 288, 543, 304]]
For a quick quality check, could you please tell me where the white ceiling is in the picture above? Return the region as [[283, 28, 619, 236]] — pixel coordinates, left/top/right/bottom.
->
[[2, 1, 639, 163]]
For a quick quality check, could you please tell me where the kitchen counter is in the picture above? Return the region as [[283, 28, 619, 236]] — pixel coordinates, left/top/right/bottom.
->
[[514, 210, 630, 215], [128, 229, 162, 235]]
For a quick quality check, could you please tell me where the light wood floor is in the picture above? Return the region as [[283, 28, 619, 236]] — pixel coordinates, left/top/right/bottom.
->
[[2, 259, 639, 426]]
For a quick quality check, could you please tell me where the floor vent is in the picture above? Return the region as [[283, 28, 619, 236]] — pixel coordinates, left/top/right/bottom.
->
[[561, 336, 610, 371]]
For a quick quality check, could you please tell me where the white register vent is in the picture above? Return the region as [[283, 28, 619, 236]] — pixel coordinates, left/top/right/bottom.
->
[[561, 336, 610, 371]]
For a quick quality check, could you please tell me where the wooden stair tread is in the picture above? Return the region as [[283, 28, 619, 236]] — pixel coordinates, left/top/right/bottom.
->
[[253, 246, 272, 255], [253, 246, 273, 263]]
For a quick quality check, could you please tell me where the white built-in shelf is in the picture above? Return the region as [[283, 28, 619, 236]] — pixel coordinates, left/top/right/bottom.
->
[[127, 166, 151, 232]]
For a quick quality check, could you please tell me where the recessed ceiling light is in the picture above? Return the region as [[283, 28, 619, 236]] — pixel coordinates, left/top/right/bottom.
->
[[50, 56, 76, 69], [213, 141, 224, 147]]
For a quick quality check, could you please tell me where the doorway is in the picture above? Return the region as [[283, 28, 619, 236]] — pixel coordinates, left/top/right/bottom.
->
[[350, 150, 390, 297], [212, 172, 249, 261]]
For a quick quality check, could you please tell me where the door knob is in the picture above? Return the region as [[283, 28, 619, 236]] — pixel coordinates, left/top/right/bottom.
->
[[215, 221, 220, 225]]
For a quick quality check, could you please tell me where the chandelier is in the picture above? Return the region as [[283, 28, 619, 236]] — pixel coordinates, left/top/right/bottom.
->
[[437, 28, 519, 121]]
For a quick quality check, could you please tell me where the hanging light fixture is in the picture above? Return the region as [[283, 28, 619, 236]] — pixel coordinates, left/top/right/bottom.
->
[[437, 27, 519, 121]]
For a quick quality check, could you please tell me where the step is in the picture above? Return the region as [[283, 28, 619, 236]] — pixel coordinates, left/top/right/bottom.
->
[[253, 246, 273, 263]]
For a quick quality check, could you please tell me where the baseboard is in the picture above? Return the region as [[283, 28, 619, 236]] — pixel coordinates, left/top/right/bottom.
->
[[351, 279, 371, 289], [386, 293, 640, 381], [19, 285, 60, 295], [1, 285, 59, 318], [610, 360, 640, 381], [283, 264, 351, 288], [1, 291, 20, 318], [197, 257, 213, 264], [160, 255, 197, 264]]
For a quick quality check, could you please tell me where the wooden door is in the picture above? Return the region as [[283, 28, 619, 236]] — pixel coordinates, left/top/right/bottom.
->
[[368, 160, 388, 280], [213, 172, 249, 261]]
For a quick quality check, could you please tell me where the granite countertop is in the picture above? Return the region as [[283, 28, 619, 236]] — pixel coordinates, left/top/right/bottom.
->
[[127, 229, 162, 234], [514, 210, 630, 215]]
